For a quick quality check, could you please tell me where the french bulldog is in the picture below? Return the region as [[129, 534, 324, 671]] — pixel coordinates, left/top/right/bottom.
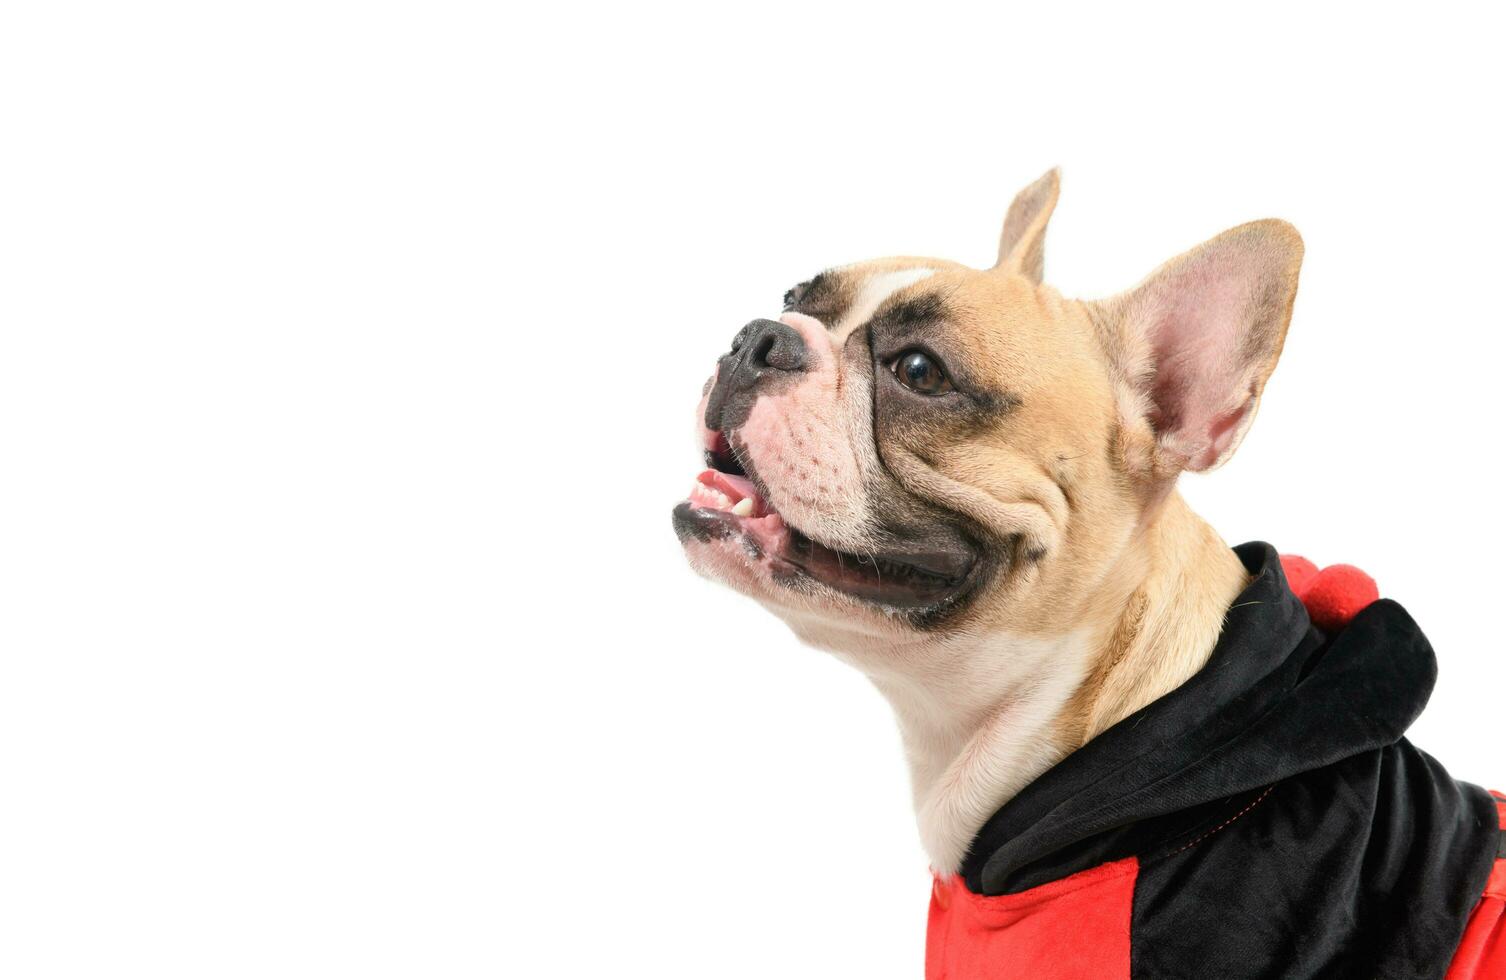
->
[[671, 171, 1504, 979]]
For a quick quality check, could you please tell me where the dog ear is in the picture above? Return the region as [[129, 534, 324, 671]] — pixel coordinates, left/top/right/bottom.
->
[[1093, 220, 1304, 477], [993, 168, 1060, 283]]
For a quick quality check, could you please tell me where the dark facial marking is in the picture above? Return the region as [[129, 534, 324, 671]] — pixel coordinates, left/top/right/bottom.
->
[[782, 270, 853, 329], [839, 291, 1030, 629], [867, 291, 1019, 421], [873, 292, 950, 333]]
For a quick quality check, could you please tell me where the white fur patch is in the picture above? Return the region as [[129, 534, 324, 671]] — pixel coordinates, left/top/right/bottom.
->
[[858, 628, 1097, 876], [832, 267, 936, 339]]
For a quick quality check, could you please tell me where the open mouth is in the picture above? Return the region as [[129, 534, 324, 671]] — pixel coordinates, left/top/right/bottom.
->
[[674, 435, 975, 609]]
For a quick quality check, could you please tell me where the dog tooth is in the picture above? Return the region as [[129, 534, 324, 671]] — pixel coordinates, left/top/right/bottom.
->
[[730, 497, 754, 517]]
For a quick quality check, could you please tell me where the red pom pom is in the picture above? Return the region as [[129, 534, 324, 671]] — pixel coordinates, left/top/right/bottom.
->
[[1279, 555, 1320, 596], [1279, 554, 1379, 630], [1302, 564, 1379, 631]]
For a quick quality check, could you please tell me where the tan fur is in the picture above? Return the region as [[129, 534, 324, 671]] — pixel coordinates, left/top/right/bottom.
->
[[1053, 497, 1250, 750], [679, 170, 1303, 873], [994, 167, 1060, 283]]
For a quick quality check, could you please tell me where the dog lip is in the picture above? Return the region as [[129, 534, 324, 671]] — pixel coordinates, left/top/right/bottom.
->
[[779, 526, 977, 609], [786, 526, 974, 582], [672, 501, 751, 547], [675, 471, 978, 611]]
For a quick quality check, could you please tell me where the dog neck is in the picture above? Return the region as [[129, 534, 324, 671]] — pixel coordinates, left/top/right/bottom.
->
[[862, 493, 1250, 875]]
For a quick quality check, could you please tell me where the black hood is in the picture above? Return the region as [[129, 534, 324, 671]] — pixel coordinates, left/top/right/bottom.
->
[[958, 543, 1499, 977]]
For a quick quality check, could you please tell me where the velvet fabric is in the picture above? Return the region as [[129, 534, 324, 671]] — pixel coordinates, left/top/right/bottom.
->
[[1445, 793, 1506, 979], [945, 543, 1500, 979]]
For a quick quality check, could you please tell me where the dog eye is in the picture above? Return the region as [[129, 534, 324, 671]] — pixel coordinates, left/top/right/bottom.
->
[[891, 350, 953, 395]]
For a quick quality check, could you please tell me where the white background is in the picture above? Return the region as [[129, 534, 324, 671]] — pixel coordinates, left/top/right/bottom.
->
[[2, 2, 1503, 977]]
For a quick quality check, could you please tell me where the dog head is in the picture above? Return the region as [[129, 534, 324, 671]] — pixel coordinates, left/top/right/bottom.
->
[[673, 170, 1303, 660]]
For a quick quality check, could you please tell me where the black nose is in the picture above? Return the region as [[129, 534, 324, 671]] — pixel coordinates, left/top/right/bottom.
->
[[730, 318, 807, 373], [704, 319, 809, 432]]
